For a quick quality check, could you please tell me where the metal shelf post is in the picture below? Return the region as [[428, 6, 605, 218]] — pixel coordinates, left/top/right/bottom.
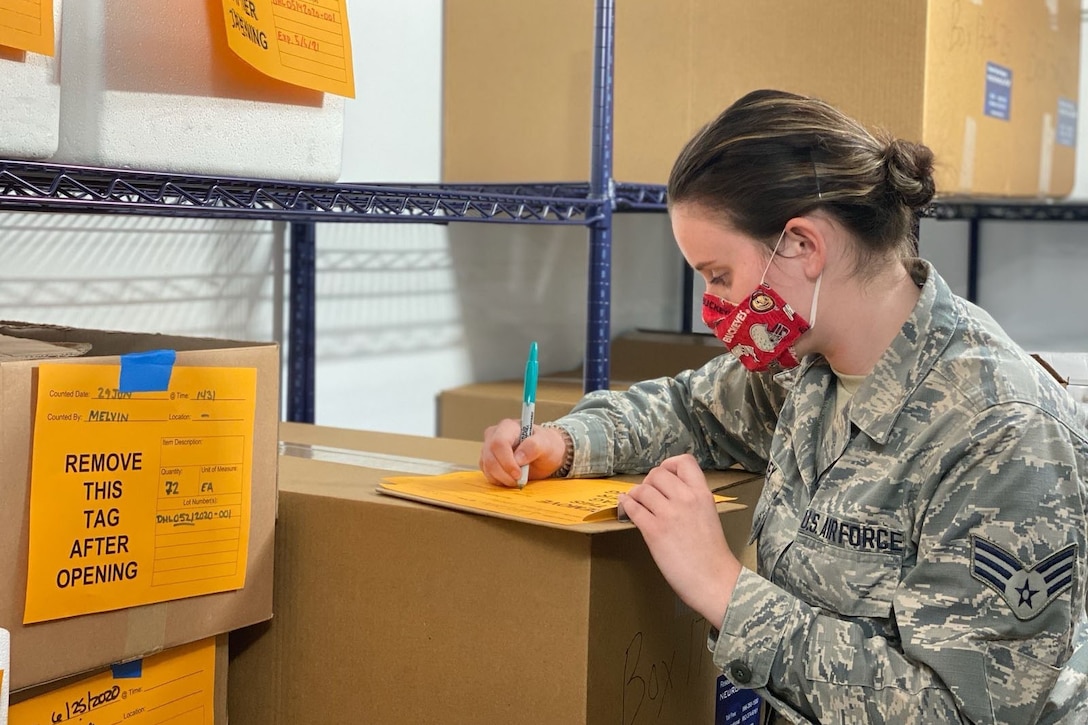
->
[[585, 0, 616, 394], [287, 221, 316, 423]]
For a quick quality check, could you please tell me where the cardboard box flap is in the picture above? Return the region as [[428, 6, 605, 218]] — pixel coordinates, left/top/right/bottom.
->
[[280, 421, 483, 468], [0, 333, 91, 362], [0, 320, 258, 356]]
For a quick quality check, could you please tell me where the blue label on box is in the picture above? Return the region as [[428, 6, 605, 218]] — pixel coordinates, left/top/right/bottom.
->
[[716, 675, 762, 725], [984, 62, 1012, 121], [1057, 97, 1077, 147]]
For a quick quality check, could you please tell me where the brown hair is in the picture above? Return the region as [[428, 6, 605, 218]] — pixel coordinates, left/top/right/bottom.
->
[[667, 89, 935, 269]]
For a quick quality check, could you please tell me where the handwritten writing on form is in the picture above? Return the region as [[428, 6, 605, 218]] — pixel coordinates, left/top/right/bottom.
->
[[220, 0, 354, 97]]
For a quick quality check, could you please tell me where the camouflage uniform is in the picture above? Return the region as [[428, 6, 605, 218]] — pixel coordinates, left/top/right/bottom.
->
[[548, 260, 1088, 724]]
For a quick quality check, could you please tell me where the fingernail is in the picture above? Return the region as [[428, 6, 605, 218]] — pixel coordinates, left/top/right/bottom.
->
[[514, 450, 526, 465], [617, 499, 630, 523]]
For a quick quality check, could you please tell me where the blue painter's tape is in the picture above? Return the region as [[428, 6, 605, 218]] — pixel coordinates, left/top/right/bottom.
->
[[111, 659, 143, 679], [716, 675, 762, 725], [119, 350, 176, 393]]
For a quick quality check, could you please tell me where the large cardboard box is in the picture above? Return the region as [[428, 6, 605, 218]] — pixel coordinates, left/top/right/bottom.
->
[[437, 376, 612, 442], [229, 423, 765, 725], [437, 330, 724, 441], [0, 322, 278, 691], [444, 0, 1080, 197], [607, 329, 722, 382]]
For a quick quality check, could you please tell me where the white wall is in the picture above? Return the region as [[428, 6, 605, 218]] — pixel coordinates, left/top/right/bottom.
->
[[1, 1, 1086, 438]]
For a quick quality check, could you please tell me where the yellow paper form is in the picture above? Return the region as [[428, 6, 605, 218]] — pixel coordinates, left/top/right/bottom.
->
[[379, 471, 734, 526], [9, 637, 216, 725], [24, 364, 258, 624], [220, 0, 355, 97], [0, 0, 54, 55]]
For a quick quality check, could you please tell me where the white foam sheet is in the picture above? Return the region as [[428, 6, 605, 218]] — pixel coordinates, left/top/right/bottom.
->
[[52, 0, 344, 181], [0, 0, 61, 159]]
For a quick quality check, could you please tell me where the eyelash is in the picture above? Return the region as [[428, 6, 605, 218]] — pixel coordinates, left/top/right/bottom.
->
[[709, 274, 727, 287]]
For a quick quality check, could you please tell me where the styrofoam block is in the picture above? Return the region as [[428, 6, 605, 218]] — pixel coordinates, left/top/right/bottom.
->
[[0, 0, 61, 159], [52, 0, 344, 182]]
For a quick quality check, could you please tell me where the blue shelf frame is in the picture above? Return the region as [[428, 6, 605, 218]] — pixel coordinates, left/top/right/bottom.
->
[[0, 0, 625, 424], [0, 160, 611, 423], [3, 0, 1082, 422]]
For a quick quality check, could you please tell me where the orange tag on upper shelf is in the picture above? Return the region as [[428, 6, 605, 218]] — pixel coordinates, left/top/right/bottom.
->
[[0, 0, 54, 55], [220, 0, 355, 97]]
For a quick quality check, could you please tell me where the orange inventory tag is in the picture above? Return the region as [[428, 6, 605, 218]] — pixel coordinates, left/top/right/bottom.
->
[[9, 638, 216, 725], [0, 0, 54, 55], [220, 0, 355, 97], [24, 364, 257, 624]]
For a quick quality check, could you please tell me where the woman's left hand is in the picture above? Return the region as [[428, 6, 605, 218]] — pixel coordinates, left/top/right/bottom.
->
[[618, 454, 742, 626]]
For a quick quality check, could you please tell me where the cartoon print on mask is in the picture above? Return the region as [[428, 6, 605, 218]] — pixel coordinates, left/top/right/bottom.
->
[[749, 322, 790, 352], [731, 343, 756, 360], [749, 291, 776, 313]]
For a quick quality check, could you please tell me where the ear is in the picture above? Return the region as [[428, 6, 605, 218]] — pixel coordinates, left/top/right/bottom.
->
[[782, 216, 827, 281]]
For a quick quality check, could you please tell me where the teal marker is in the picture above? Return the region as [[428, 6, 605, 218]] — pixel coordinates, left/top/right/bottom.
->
[[517, 341, 539, 488]]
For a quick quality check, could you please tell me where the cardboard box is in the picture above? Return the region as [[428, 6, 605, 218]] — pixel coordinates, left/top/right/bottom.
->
[[437, 330, 724, 441], [229, 423, 764, 725], [0, 322, 278, 691], [51, 0, 344, 181], [10, 635, 228, 723], [444, 0, 1080, 197], [437, 376, 612, 442], [602, 329, 723, 382]]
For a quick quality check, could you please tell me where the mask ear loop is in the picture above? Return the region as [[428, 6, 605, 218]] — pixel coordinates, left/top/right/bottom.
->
[[758, 226, 823, 325], [758, 227, 789, 286], [759, 153, 824, 292]]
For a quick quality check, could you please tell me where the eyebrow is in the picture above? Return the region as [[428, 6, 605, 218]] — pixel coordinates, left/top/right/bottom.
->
[[693, 261, 714, 272]]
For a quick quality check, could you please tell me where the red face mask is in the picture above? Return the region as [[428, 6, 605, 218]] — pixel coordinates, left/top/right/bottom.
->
[[700, 226, 820, 372], [702, 284, 810, 372]]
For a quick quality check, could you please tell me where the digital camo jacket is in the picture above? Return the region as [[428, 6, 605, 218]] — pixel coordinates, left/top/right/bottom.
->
[[550, 260, 1088, 724]]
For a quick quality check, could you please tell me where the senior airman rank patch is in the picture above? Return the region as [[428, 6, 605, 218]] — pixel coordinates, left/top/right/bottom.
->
[[970, 535, 1076, 620]]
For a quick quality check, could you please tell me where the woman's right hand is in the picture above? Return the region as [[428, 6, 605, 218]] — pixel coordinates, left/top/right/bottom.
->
[[479, 419, 568, 487]]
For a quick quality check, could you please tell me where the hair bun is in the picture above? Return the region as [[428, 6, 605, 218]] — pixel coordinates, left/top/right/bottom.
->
[[883, 138, 936, 210]]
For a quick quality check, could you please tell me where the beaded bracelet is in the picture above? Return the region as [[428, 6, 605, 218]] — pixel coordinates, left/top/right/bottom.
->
[[541, 421, 575, 477]]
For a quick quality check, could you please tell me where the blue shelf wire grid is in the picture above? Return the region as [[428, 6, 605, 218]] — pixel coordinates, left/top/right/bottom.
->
[[924, 198, 1088, 221], [614, 182, 669, 211], [0, 160, 603, 225], [437, 181, 667, 212]]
